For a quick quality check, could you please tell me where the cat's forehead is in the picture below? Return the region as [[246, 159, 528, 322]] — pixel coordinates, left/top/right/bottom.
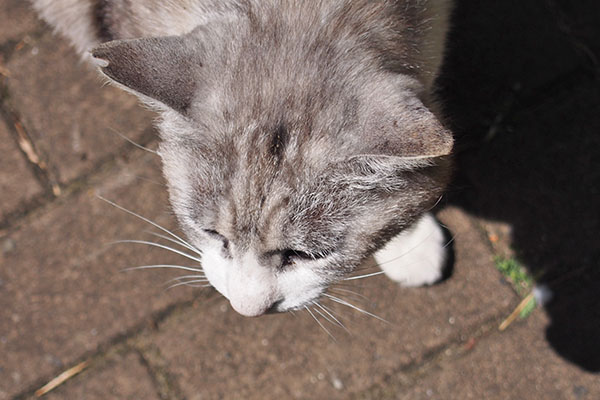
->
[[170, 118, 344, 244], [216, 126, 329, 240]]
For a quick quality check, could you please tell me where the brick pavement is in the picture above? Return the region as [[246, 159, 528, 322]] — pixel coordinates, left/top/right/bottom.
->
[[1, 1, 599, 399]]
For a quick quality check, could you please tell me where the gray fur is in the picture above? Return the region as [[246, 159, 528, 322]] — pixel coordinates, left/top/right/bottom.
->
[[93, 36, 203, 113], [32, 0, 454, 313]]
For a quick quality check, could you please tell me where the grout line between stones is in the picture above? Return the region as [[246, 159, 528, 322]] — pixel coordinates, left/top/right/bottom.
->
[[0, 105, 61, 194], [13, 289, 515, 400], [0, 84, 59, 206], [131, 344, 187, 400], [0, 120, 159, 234], [352, 310, 519, 400], [0, 32, 160, 232], [10, 293, 213, 400], [0, 26, 61, 201]]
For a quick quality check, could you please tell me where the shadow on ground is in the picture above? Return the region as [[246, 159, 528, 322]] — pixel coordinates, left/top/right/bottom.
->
[[439, 0, 600, 371]]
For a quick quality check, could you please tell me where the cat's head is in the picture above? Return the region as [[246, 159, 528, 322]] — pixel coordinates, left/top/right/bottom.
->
[[92, 14, 452, 316]]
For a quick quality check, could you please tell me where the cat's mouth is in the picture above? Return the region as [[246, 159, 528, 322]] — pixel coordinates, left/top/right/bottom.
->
[[264, 299, 286, 314], [226, 291, 326, 317]]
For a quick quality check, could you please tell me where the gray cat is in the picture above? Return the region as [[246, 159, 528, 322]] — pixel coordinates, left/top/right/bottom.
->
[[32, 0, 454, 317]]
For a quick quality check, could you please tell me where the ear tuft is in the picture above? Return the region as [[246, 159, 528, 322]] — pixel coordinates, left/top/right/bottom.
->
[[92, 36, 201, 114]]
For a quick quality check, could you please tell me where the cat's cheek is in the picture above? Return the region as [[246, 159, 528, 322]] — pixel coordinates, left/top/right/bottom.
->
[[201, 247, 231, 299], [277, 266, 326, 311]]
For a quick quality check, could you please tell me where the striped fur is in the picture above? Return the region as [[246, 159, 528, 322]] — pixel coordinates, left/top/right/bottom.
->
[[32, 0, 454, 316]]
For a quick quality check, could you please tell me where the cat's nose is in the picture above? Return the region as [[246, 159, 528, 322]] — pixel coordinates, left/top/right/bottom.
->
[[227, 279, 282, 317], [227, 252, 281, 317], [229, 296, 279, 317]]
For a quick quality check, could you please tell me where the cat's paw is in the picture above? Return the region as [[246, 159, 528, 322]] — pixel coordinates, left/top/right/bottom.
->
[[374, 213, 447, 287]]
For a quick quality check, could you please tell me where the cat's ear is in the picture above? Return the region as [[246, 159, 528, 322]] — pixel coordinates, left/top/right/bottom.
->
[[363, 97, 453, 160], [330, 94, 453, 191], [91, 36, 201, 114], [330, 153, 450, 193]]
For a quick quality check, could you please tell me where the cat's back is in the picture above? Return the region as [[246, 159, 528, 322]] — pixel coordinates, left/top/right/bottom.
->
[[31, 1, 451, 49], [31, 0, 240, 55]]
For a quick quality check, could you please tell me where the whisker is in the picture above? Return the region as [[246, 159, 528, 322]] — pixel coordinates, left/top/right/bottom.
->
[[144, 230, 202, 256], [329, 282, 372, 290], [311, 302, 336, 325], [111, 240, 202, 263], [351, 225, 450, 279], [166, 279, 212, 290], [328, 287, 369, 301], [323, 294, 388, 324], [165, 274, 207, 283], [443, 234, 456, 249], [134, 175, 167, 188], [426, 195, 444, 213], [350, 261, 383, 273], [319, 303, 349, 327], [365, 231, 456, 274], [314, 302, 349, 333], [123, 264, 204, 273], [375, 227, 441, 269], [344, 271, 385, 281], [97, 195, 197, 254], [305, 305, 336, 341], [109, 127, 158, 155]]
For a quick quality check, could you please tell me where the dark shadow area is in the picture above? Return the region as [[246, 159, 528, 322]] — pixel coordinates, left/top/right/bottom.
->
[[437, 221, 456, 285], [438, 0, 600, 371]]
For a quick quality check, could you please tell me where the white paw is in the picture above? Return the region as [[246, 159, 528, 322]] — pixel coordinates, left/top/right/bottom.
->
[[374, 213, 447, 287]]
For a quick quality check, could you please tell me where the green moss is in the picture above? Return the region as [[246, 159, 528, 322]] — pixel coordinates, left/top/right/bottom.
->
[[495, 256, 533, 290], [495, 256, 536, 319]]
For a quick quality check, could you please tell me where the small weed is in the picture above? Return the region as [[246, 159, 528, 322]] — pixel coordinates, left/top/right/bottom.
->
[[495, 256, 532, 294], [495, 256, 536, 319]]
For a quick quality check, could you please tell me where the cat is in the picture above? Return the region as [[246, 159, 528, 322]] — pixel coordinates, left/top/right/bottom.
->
[[31, 0, 454, 317]]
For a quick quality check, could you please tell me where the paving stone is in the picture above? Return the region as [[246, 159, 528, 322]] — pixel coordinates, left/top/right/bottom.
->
[[0, 152, 198, 399], [396, 311, 600, 400], [150, 207, 517, 400], [0, 0, 40, 44], [4, 23, 155, 185], [0, 118, 44, 222], [45, 352, 160, 400], [475, 220, 516, 261]]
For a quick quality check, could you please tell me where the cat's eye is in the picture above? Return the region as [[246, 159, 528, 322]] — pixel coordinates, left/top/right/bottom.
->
[[203, 229, 229, 250], [281, 249, 320, 267]]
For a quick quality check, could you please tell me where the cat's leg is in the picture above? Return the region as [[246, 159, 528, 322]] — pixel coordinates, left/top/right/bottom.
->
[[374, 213, 447, 287]]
